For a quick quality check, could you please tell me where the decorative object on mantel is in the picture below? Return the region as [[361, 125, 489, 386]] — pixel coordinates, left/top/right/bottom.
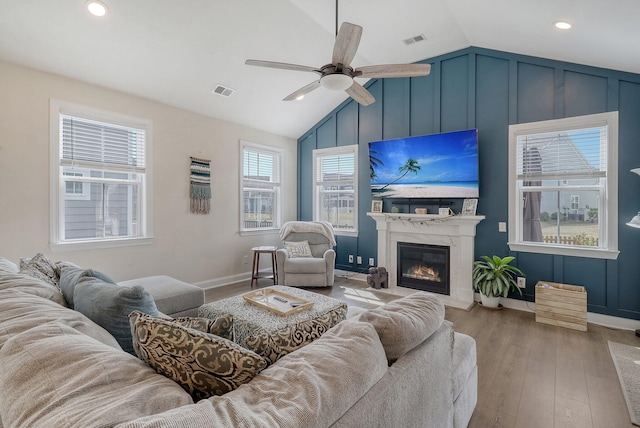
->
[[461, 198, 478, 216], [371, 199, 383, 213], [414, 208, 428, 214], [472, 255, 523, 308], [189, 157, 211, 214], [366, 267, 388, 289]]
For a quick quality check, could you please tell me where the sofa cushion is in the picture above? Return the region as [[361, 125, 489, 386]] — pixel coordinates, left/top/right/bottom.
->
[[358, 291, 445, 362], [117, 320, 388, 428], [118, 275, 205, 317], [0, 321, 193, 428], [284, 240, 312, 258], [244, 305, 347, 365], [59, 265, 117, 308], [0, 288, 120, 350], [0, 257, 18, 274], [74, 277, 160, 354], [0, 272, 67, 307], [129, 311, 266, 400], [18, 252, 60, 288]]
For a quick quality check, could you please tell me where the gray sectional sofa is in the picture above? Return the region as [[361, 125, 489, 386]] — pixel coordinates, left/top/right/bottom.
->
[[0, 256, 477, 428]]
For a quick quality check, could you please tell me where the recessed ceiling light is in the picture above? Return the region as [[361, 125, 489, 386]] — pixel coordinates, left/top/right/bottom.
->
[[554, 20, 572, 30], [86, 1, 108, 17]]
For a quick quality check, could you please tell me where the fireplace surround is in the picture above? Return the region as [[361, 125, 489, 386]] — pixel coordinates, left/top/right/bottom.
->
[[367, 213, 484, 309]]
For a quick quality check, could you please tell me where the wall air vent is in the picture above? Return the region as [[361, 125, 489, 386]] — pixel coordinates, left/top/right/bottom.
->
[[212, 84, 235, 98], [403, 34, 426, 45]]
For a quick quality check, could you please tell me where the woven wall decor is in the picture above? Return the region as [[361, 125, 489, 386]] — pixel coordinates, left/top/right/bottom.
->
[[190, 157, 211, 214]]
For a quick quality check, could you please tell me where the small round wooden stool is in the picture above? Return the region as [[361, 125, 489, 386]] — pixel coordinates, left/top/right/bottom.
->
[[250, 246, 278, 288]]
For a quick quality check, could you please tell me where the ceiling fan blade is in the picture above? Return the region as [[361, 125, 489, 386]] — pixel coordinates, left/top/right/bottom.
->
[[355, 63, 431, 78], [332, 22, 362, 68], [345, 82, 375, 106], [283, 80, 322, 101], [245, 60, 320, 74]]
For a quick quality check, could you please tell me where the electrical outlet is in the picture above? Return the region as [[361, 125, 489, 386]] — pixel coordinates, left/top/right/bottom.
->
[[369, 257, 375, 266], [517, 277, 526, 288], [348, 255, 354, 263], [357, 256, 362, 265], [243, 255, 249, 264]]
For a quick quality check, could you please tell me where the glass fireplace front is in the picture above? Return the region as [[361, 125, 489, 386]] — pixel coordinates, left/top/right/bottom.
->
[[397, 242, 450, 295]]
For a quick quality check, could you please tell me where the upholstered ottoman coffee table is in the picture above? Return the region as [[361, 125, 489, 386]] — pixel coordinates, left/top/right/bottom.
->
[[199, 285, 347, 364]]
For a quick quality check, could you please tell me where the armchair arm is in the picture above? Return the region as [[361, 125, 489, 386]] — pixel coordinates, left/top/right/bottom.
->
[[322, 249, 336, 286], [275, 248, 288, 285]]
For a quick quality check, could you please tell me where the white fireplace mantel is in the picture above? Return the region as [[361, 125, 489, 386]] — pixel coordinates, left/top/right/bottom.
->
[[367, 212, 484, 310]]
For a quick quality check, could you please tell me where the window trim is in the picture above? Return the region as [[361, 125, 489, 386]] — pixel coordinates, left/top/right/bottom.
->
[[312, 145, 359, 237], [49, 99, 154, 252], [239, 140, 283, 236], [507, 111, 619, 260]]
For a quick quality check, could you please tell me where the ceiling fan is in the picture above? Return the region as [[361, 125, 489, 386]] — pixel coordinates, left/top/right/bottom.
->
[[245, 7, 431, 106]]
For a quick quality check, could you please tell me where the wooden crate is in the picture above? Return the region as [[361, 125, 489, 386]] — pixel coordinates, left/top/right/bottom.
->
[[535, 281, 587, 331]]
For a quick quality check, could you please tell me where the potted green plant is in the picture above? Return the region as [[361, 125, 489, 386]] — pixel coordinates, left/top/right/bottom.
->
[[472, 255, 524, 308]]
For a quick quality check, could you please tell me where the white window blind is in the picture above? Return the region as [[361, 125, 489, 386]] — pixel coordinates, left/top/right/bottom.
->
[[61, 116, 146, 171], [516, 127, 607, 181]]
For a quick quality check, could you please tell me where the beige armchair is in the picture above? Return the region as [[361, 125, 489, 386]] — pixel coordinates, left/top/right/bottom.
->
[[276, 221, 336, 287]]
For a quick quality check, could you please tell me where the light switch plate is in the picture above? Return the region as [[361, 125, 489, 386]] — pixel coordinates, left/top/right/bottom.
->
[[498, 222, 507, 232]]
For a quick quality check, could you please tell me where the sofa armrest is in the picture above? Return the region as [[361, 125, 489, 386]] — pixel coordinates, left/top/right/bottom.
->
[[275, 249, 288, 284]]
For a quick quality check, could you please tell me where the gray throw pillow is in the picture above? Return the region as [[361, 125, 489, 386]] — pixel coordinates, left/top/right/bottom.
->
[[59, 266, 116, 308], [18, 253, 59, 287], [74, 277, 159, 354]]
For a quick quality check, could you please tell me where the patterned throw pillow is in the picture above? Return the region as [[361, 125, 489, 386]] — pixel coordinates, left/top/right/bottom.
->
[[244, 305, 347, 365], [171, 314, 234, 341], [284, 240, 313, 258], [129, 311, 266, 400], [19, 253, 60, 288]]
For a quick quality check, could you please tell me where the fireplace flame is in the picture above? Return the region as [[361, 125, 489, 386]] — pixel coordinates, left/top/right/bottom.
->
[[405, 264, 441, 282]]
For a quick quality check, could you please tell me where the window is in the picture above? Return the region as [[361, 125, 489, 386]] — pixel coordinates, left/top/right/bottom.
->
[[508, 111, 618, 259], [50, 100, 153, 251], [313, 145, 358, 236], [240, 141, 282, 233]]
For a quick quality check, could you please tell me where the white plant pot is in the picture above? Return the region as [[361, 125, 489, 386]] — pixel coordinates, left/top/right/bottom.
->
[[480, 293, 501, 308]]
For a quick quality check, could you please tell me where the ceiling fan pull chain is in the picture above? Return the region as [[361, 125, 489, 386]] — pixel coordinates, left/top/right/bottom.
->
[[335, 0, 339, 37]]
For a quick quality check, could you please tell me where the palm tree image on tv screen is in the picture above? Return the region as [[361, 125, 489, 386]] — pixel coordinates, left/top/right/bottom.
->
[[369, 129, 479, 199]]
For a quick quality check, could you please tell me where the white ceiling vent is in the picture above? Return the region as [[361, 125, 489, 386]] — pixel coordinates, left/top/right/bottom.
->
[[212, 84, 235, 97], [403, 34, 427, 45]]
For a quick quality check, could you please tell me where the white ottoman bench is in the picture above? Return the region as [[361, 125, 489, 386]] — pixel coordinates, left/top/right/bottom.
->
[[118, 275, 204, 318]]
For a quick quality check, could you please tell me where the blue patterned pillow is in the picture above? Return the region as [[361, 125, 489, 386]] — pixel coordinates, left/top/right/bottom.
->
[[74, 277, 159, 354], [59, 266, 116, 308]]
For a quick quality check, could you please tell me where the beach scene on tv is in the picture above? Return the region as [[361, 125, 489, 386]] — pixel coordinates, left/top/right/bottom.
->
[[369, 129, 479, 199]]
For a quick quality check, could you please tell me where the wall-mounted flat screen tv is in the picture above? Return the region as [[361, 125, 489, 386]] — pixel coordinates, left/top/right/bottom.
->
[[369, 129, 479, 199]]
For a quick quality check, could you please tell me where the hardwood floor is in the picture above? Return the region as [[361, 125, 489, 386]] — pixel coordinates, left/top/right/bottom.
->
[[205, 276, 636, 428]]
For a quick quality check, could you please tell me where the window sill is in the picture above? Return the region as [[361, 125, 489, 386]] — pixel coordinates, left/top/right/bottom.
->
[[508, 242, 619, 260], [240, 228, 280, 237], [50, 236, 154, 253], [334, 230, 358, 238]]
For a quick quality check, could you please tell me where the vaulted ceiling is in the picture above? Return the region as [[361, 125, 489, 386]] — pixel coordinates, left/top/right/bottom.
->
[[1, 0, 638, 139]]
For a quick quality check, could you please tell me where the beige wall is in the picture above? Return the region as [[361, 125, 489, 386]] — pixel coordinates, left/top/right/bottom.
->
[[0, 61, 297, 286]]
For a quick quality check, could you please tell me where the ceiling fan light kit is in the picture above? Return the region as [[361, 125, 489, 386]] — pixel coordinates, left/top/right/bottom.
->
[[320, 73, 353, 91], [245, 19, 430, 106]]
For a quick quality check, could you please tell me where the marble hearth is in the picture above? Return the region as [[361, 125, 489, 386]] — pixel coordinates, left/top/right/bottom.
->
[[367, 213, 484, 310]]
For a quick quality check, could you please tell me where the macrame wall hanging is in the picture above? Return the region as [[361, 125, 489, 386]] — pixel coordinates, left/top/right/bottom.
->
[[190, 157, 211, 214]]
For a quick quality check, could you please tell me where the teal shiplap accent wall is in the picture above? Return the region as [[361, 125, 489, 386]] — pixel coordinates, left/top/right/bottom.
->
[[297, 47, 640, 320]]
